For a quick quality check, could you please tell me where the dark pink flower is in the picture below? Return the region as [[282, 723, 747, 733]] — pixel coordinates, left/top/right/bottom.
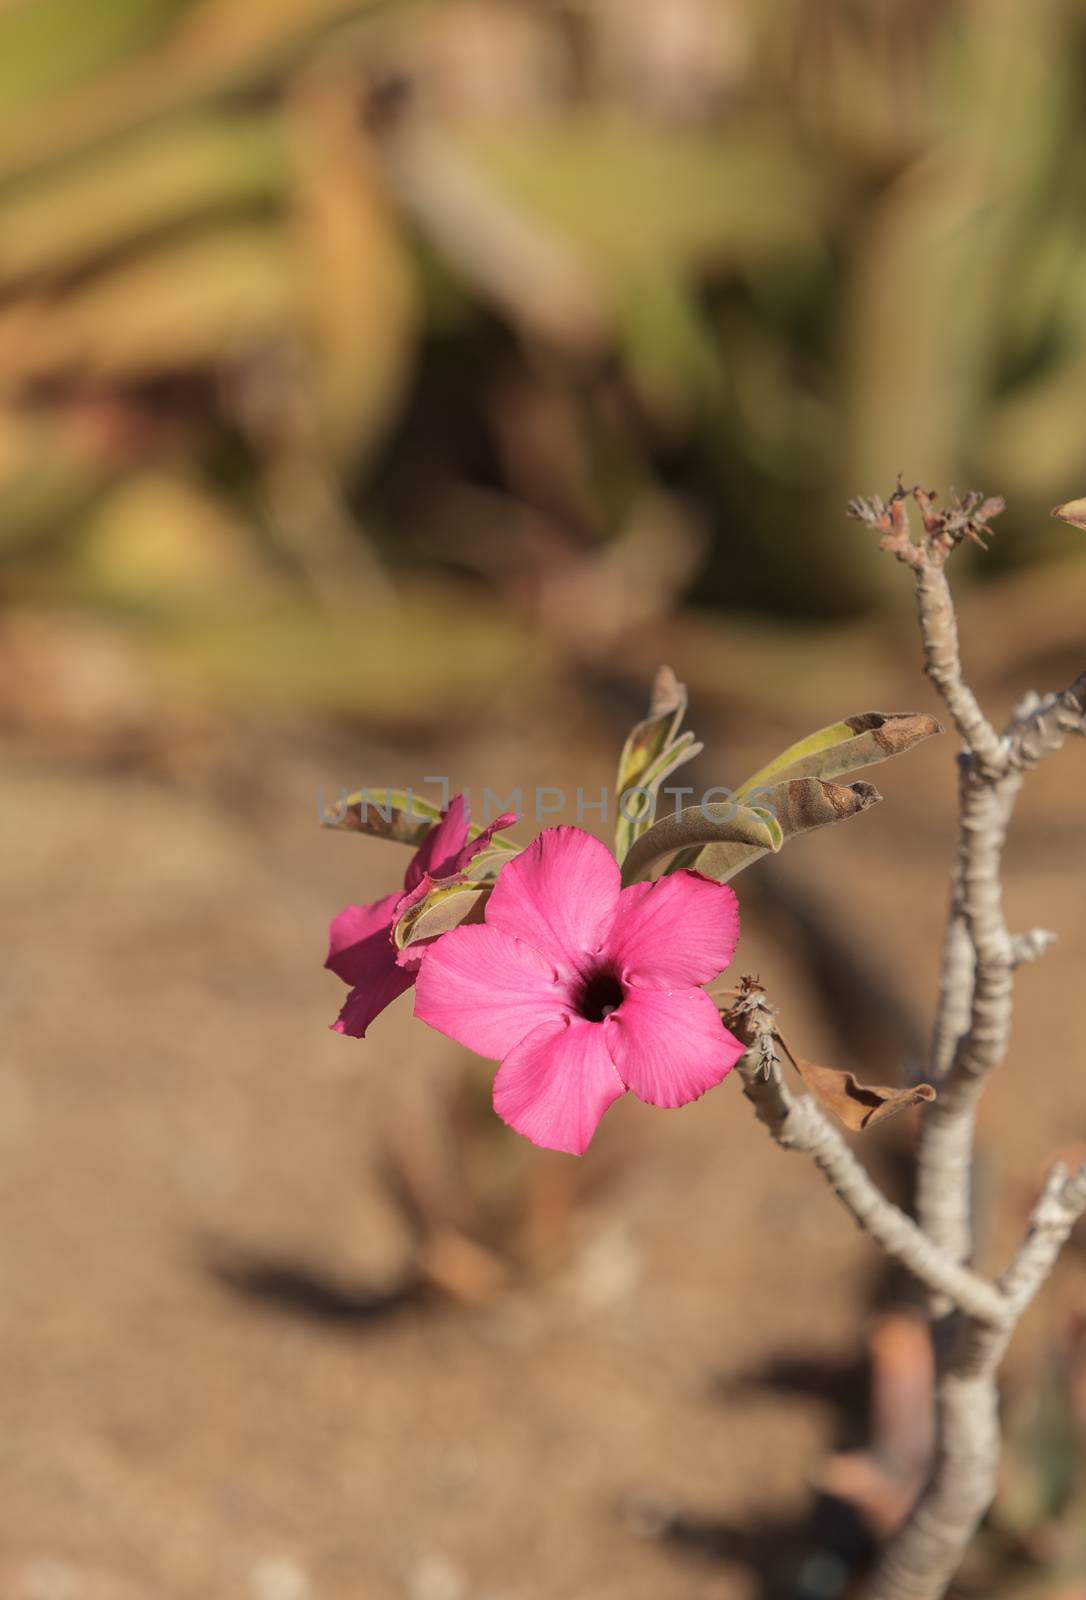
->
[[326, 796, 514, 1037], [414, 827, 743, 1155]]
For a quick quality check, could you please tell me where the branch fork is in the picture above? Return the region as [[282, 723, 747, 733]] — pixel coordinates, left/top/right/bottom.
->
[[726, 981, 1010, 1330], [730, 485, 1086, 1600]]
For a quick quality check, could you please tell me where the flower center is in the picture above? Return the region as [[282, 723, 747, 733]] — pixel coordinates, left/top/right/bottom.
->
[[575, 967, 625, 1023]]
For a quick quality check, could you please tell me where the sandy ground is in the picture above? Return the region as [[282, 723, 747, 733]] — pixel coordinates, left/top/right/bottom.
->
[[2, 623, 1084, 1600]]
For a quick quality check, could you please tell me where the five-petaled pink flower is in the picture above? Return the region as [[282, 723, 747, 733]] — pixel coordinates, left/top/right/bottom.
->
[[414, 827, 743, 1155], [326, 796, 513, 1037]]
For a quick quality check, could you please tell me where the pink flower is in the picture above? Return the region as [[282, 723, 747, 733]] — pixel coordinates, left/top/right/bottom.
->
[[326, 796, 514, 1037], [414, 826, 743, 1155]]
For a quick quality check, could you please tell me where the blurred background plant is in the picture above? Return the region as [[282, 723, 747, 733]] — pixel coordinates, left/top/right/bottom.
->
[[3, 0, 1086, 734]]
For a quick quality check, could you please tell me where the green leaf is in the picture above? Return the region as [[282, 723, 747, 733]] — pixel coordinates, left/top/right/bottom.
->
[[321, 788, 442, 847], [616, 664, 687, 790], [462, 843, 519, 882], [321, 789, 521, 855], [5, 224, 296, 383], [0, 0, 188, 118], [735, 712, 941, 797], [289, 80, 419, 470], [620, 801, 782, 886], [463, 120, 828, 280], [393, 880, 489, 954], [0, 0, 397, 188], [0, 112, 285, 290], [614, 665, 702, 862], [693, 779, 882, 883]]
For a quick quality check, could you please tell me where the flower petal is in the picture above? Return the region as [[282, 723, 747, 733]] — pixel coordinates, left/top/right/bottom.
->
[[389, 875, 435, 973], [325, 893, 401, 985], [485, 827, 620, 975], [605, 985, 744, 1108], [404, 795, 471, 891], [332, 962, 414, 1038], [607, 872, 739, 988], [453, 810, 519, 874], [414, 923, 569, 1060], [493, 1017, 625, 1155]]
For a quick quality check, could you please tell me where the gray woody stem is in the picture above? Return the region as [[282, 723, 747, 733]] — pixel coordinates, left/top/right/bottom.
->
[[866, 1162, 1086, 1600], [729, 996, 1006, 1326], [731, 979, 1086, 1600], [844, 486, 1086, 1600]]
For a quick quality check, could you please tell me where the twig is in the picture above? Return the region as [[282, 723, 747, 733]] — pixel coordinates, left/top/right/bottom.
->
[[1007, 671, 1086, 770], [849, 485, 1086, 1600], [727, 986, 1008, 1328], [864, 1160, 1086, 1600], [849, 488, 1073, 1269], [1000, 1161, 1086, 1311], [848, 486, 1008, 774], [1009, 928, 1058, 967], [728, 981, 1086, 1600], [916, 764, 1020, 1275]]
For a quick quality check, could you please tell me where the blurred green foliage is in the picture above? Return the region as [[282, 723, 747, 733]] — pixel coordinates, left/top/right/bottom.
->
[[2, 0, 1086, 706]]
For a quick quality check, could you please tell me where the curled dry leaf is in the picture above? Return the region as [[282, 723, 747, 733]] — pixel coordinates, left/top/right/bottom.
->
[[691, 777, 881, 884], [620, 799, 782, 886], [321, 787, 441, 846], [1051, 497, 1086, 531], [736, 710, 942, 796], [783, 1044, 936, 1132]]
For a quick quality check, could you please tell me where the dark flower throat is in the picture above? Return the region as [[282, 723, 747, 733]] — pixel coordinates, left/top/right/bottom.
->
[[576, 968, 625, 1023]]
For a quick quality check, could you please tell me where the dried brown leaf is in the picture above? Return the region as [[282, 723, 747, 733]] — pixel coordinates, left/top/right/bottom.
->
[[1052, 497, 1086, 531], [786, 1049, 936, 1131]]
